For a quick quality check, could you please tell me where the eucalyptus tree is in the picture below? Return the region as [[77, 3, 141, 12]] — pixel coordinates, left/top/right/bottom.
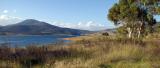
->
[[108, 0, 159, 38], [139, 0, 160, 14]]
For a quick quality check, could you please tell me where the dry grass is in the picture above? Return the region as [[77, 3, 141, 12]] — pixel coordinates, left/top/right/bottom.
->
[[1, 34, 160, 68]]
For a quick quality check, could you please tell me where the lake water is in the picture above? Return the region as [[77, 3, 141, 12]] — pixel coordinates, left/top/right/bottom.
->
[[0, 35, 76, 47]]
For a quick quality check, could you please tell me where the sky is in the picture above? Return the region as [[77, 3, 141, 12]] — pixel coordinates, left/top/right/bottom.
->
[[0, 0, 118, 31], [0, 0, 159, 31]]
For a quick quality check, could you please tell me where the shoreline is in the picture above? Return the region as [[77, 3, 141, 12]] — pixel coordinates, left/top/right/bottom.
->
[[63, 35, 95, 41], [63, 37, 82, 41]]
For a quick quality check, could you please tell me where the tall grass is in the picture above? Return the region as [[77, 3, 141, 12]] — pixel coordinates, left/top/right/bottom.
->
[[0, 34, 160, 68]]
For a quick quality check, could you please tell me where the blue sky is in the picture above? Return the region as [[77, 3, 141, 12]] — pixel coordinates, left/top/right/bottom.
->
[[0, 0, 118, 31], [0, 0, 159, 31]]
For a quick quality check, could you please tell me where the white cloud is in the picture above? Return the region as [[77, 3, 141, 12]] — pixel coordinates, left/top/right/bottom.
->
[[51, 21, 108, 31], [0, 15, 23, 25], [3, 10, 8, 13]]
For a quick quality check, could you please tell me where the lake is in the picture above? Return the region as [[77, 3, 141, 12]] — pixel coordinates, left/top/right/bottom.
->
[[0, 35, 76, 47]]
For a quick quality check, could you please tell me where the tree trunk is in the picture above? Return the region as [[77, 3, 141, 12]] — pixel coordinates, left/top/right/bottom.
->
[[138, 23, 143, 38], [127, 27, 132, 38], [138, 28, 141, 38]]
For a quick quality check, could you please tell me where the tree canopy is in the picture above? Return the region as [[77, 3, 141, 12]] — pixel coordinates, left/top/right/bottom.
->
[[108, 0, 160, 38]]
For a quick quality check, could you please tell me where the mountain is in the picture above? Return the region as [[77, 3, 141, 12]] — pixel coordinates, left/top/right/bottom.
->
[[0, 19, 91, 35]]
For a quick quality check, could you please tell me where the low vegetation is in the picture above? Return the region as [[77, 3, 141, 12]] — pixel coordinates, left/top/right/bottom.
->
[[0, 33, 160, 68]]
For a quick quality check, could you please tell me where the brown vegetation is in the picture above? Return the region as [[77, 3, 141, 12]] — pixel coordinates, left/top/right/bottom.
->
[[0, 33, 160, 68]]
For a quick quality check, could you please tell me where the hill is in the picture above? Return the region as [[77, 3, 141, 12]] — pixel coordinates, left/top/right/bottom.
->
[[0, 19, 90, 35]]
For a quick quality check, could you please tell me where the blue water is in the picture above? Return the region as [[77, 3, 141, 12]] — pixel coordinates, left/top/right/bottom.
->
[[0, 35, 76, 47]]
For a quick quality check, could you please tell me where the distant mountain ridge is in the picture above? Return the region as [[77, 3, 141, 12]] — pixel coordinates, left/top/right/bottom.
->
[[0, 19, 91, 35], [15, 19, 51, 26]]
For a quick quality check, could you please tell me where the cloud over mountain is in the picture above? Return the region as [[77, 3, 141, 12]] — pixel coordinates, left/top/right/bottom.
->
[[52, 21, 108, 31], [0, 15, 108, 31]]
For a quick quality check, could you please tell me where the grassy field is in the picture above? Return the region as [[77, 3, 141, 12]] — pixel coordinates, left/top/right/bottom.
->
[[1, 33, 160, 68]]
